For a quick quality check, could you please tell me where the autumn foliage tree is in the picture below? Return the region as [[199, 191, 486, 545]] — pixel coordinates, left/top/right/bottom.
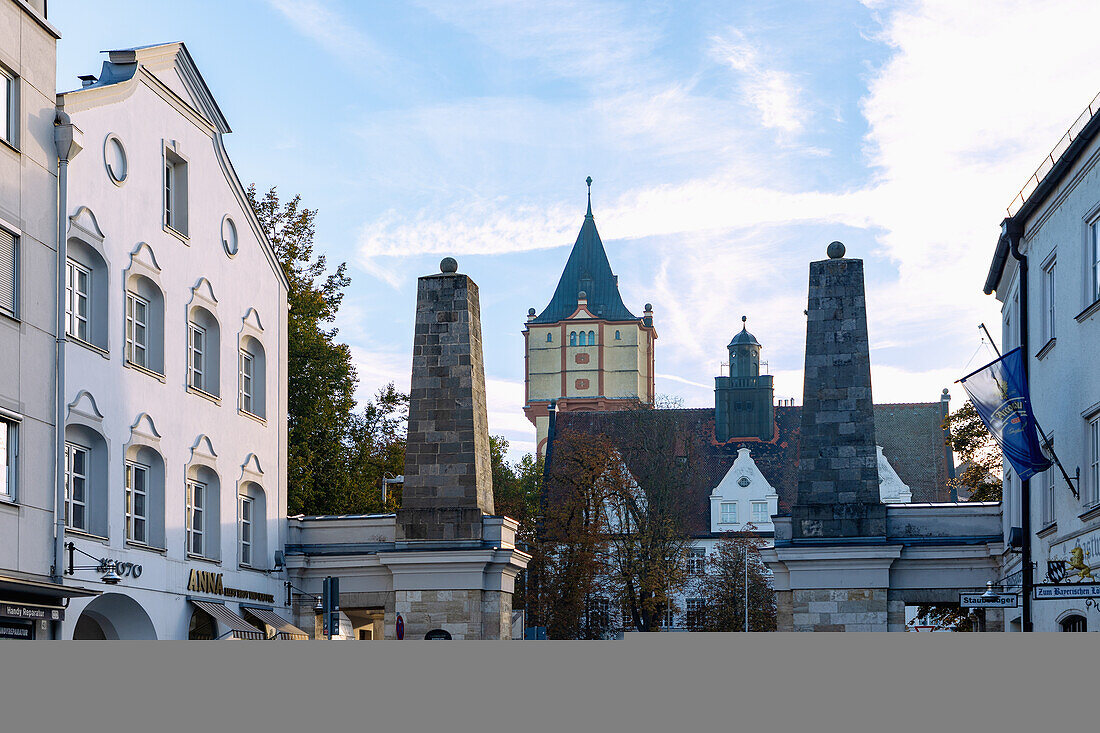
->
[[688, 529, 776, 632], [943, 401, 1003, 502]]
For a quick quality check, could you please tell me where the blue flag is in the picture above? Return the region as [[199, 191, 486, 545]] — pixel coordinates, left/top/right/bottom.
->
[[959, 347, 1052, 481]]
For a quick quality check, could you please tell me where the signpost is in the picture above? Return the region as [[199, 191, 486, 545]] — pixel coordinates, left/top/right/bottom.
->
[[959, 593, 1017, 608]]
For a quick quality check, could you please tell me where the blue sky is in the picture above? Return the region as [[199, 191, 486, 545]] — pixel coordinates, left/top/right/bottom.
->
[[53, 0, 1100, 460]]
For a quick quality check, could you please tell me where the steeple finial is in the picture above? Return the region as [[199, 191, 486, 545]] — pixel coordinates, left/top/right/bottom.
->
[[742, 315, 747, 325], [586, 176, 593, 218]]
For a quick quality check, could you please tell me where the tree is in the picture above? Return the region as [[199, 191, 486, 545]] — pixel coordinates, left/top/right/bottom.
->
[[688, 529, 776, 632], [248, 185, 357, 515], [944, 401, 1003, 501], [345, 383, 409, 513]]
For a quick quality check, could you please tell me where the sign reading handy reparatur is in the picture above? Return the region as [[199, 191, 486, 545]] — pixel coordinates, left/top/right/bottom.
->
[[186, 569, 275, 604], [959, 593, 1017, 608], [1033, 583, 1100, 600]]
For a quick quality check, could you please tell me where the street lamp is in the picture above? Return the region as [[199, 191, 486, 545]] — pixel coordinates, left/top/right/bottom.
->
[[981, 580, 998, 599], [64, 541, 122, 585], [382, 473, 404, 507]]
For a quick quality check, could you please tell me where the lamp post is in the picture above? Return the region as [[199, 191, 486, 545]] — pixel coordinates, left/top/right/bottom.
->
[[382, 473, 404, 508]]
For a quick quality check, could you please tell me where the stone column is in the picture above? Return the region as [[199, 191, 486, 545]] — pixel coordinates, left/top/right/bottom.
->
[[792, 242, 885, 540], [398, 257, 495, 541]]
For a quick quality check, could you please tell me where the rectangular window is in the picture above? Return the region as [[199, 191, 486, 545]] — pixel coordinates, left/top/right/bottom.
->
[[685, 598, 706, 629], [126, 292, 149, 368], [187, 480, 205, 556], [0, 227, 15, 317], [720, 502, 738, 524], [239, 350, 254, 414], [66, 259, 90, 341], [0, 418, 15, 500], [239, 495, 252, 567], [164, 148, 188, 235], [65, 443, 88, 531], [752, 501, 769, 525], [1090, 417, 1100, 507], [1041, 438, 1055, 525], [189, 323, 206, 392], [588, 596, 609, 631], [1043, 260, 1056, 343], [1, 69, 13, 145], [1091, 221, 1100, 305], [126, 462, 148, 544], [686, 547, 705, 574]]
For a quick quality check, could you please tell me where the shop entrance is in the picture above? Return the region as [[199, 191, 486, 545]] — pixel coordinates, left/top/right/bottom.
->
[[71, 593, 157, 639]]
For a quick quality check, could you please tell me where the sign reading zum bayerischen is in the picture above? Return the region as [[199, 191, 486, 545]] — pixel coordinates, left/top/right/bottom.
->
[[959, 593, 1017, 608], [1033, 583, 1100, 600]]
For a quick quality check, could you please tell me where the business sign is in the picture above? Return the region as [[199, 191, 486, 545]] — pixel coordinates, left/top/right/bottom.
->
[[959, 593, 1017, 608], [186, 569, 275, 604], [1047, 530, 1100, 583], [1034, 584, 1100, 600], [0, 602, 63, 621], [0, 620, 33, 639]]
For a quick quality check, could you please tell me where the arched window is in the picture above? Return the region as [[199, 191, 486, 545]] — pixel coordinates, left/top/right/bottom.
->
[[186, 464, 221, 560], [125, 274, 165, 374], [578, 331, 586, 346], [239, 335, 267, 419], [570, 331, 577, 346], [64, 424, 108, 537], [125, 444, 165, 548], [188, 306, 221, 397], [1060, 614, 1087, 632], [615, 330, 621, 340], [238, 482, 267, 569], [588, 330, 595, 345], [546, 333, 552, 342], [66, 238, 109, 350]]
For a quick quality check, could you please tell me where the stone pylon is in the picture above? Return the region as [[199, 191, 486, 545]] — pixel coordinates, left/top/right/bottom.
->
[[397, 257, 495, 542], [791, 242, 885, 540]]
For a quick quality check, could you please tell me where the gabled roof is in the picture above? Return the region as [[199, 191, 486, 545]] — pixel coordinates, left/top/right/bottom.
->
[[532, 203, 638, 324]]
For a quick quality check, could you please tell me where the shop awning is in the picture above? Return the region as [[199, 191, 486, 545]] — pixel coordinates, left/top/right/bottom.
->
[[242, 607, 310, 640], [189, 599, 265, 640], [0, 573, 101, 601]]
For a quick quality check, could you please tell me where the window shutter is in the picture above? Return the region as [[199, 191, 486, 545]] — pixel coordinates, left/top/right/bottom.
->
[[0, 228, 15, 316]]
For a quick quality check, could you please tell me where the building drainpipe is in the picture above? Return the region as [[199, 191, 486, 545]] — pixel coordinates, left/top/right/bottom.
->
[[1006, 220, 1032, 633], [51, 112, 83, 638]]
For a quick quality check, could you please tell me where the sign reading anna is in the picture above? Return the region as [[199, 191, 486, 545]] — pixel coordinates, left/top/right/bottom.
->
[[187, 569, 275, 604]]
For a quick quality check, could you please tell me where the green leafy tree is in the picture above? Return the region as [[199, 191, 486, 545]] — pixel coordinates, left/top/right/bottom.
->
[[944, 401, 1003, 501], [247, 185, 357, 515], [345, 383, 409, 513], [688, 529, 776, 632]]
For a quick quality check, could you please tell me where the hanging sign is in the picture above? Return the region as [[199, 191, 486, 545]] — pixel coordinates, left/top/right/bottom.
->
[[1033, 584, 1100, 600], [959, 593, 1017, 608]]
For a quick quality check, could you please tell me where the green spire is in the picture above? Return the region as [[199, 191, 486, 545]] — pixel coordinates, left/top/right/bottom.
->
[[586, 175, 593, 218]]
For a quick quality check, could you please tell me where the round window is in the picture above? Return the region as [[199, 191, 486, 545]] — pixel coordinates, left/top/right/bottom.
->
[[737, 476, 751, 488], [104, 134, 128, 184], [221, 215, 238, 256]]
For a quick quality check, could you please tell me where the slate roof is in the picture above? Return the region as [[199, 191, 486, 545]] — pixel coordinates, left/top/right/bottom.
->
[[533, 207, 638, 324], [552, 402, 951, 536]]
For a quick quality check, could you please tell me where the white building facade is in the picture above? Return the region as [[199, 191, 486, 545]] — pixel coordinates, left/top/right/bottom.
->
[[985, 90, 1100, 632], [54, 43, 293, 639]]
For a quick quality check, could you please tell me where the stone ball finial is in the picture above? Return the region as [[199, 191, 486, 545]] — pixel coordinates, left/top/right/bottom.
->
[[827, 241, 846, 259], [578, 291, 587, 300], [528, 307, 536, 316], [440, 257, 458, 273]]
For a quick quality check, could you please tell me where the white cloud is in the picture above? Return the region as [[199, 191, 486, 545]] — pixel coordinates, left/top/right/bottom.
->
[[710, 29, 806, 133], [267, 0, 391, 72]]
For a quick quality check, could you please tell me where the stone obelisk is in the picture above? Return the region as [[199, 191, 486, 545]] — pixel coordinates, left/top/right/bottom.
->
[[397, 256, 495, 542], [792, 241, 885, 540]]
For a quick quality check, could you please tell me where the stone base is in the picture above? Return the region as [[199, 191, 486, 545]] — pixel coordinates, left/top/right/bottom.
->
[[787, 588, 887, 632], [396, 507, 485, 541], [392, 589, 512, 639]]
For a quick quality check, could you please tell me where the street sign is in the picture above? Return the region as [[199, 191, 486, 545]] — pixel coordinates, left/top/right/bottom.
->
[[959, 593, 1017, 608], [1033, 583, 1100, 600]]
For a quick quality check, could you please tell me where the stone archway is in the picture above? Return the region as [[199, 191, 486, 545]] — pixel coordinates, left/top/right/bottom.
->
[[72, 593, 157, 639]]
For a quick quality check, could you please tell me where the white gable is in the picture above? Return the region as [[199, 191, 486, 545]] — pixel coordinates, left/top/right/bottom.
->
[[877, 446, 913, 503], [709, 448, 779, 532]]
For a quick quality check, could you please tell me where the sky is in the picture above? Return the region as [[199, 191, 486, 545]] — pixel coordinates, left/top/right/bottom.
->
[[53, 0, 1100, 462]]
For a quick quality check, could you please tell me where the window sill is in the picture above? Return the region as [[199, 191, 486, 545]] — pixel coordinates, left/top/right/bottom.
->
[[124, 359, 166, 383], [68, 336, 110, 359], [125, 540, 167, 554], [1037, 521, 1058, 538], [164, 223, 189, 243], [0, 497, 20, 513], [238, 563, 268, 574], [1035, 338, 1056, 361], [1075, 297, 1100, 323], [1078, 503, 1100, 522], [0, 137, 19, 156], [0, 309, 19, 325], [187, 385, 221, 405], [239, 409, 266, 426], [64, 528, 109, 545], [187, 553, 221, 566]]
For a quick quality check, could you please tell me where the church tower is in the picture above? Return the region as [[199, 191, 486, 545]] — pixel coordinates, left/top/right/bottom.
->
[[714, 316, 775, 442], [523, 179, 657, 456]]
